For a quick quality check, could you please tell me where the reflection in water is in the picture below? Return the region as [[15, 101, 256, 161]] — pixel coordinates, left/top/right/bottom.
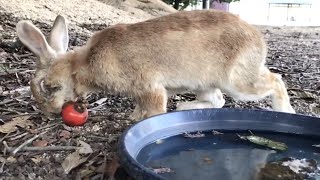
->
[[148, 148, 275, 180]]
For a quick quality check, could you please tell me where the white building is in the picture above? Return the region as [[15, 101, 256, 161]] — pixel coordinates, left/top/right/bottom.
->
[[186, 0, 320, 26]]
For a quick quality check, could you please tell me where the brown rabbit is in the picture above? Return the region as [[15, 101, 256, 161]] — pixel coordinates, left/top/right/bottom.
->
[[16, 10, 295, 121]]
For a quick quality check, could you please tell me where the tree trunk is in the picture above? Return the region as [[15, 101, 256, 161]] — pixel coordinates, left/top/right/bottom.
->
[[173, 0, 181, 9], [202, 0, 207, 9]]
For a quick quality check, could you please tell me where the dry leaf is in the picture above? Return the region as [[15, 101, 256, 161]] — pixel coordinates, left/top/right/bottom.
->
[[78, 140, 93, 154], [90, 98, 108, 105], [79, 168, 94, 178], [2, 86, 30, 96], [62, 124, 72, 131], [107, 157, 120, 178], [290, 90, 316, 100], [6, 156, 16, 163], [32, 140, 48, 147], [311, 104, 320, 115], [61, 151, 88, 174], [59, 130, 71, 139], [0, 115, 32, 133], [0, 157, 5, 163], [30, 156, 42, 164], [95, 156, 120, 178]]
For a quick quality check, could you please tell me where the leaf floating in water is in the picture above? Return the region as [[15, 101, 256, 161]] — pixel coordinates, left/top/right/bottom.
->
[[202, 157, 213, 164], [212, 130, 223, 135], [237, 131, 288, 151], [152, 167, 173, 174], [258, 157, 317, 180], [155, 139, 164, 144], [183, 131, 205, 138]]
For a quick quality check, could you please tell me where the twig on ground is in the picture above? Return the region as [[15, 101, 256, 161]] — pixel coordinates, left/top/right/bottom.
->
[[11, 130, 48, 155], [9, 132, 28, 141], [18, 53, 33, 58], [0, 158, 5, 173], [4, 142, 79, 152], [100, 152, 108, 180], [9, 122, 61, 141], [0, 132, 11, 143], [14, 72, 21, 85], [0, 108, 23, 115], [0, 99, 14, 105]]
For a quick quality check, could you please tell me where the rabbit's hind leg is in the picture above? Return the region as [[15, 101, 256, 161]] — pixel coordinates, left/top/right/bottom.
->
[[176, 88, 225, 111], [225, 68, 295, 114]]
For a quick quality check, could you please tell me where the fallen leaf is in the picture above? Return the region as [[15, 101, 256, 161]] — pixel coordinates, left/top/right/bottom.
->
[[6, 156, 16, 163], [310, 104, 320, 115], [79, 168, 94, 178], [95, 162, 107, 173], [32, 140, 48, 147], [62, 124, 72, 131], [2, 86, 30, 96], [95, 156, 120, 178], [290, 90, 316, 100], [0, 51, 9, 62], [0, 157, 5, 163], [30, 155, 42, 164], [78, 140, 93, 154], [107, 156, 120, 178], [90, 98, 108, 106], [0, 116, 32, 133], [61, 151, 88, 174], [59, 130, 71, 139]]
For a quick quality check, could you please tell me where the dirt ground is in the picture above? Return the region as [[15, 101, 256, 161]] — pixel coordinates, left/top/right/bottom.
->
[[0, 0, 320, 179]]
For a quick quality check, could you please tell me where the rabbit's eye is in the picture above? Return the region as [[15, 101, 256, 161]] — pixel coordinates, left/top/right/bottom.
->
[[45, 85, 61, 93], [40, 79, 61, 98]]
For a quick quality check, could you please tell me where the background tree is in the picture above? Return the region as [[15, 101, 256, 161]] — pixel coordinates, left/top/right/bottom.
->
[[163, 0, 239, 10]]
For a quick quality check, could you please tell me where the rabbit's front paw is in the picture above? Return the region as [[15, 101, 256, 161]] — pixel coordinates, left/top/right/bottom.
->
[[129, 104, 147, 121], [176, 101, 215, 111]]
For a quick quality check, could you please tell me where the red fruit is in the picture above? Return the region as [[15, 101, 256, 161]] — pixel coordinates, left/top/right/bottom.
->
[[61, 99, 88, 126]]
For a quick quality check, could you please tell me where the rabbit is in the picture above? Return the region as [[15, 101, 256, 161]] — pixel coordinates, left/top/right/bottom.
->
[[16, 9, 295, 121]]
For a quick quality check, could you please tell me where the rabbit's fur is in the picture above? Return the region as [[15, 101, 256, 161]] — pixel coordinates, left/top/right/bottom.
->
[[16, 10, 295, 120]]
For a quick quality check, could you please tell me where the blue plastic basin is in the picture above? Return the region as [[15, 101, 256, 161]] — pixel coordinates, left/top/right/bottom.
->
[[117, 108, 320, 180]]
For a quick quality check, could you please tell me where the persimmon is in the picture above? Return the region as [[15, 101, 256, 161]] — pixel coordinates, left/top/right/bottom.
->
[[61, 99, 88, 126]]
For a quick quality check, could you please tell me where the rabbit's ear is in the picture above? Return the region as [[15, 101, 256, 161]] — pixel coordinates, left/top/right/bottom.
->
[[16, 20, 55, 60], [48, 15, 69, 53]]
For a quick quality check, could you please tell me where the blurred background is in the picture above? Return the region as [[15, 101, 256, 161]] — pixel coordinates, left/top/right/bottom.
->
[[178, 0, 319, 26]]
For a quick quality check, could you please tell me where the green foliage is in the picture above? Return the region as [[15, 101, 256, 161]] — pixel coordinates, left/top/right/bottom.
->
[[162, 0, 240, 10]]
